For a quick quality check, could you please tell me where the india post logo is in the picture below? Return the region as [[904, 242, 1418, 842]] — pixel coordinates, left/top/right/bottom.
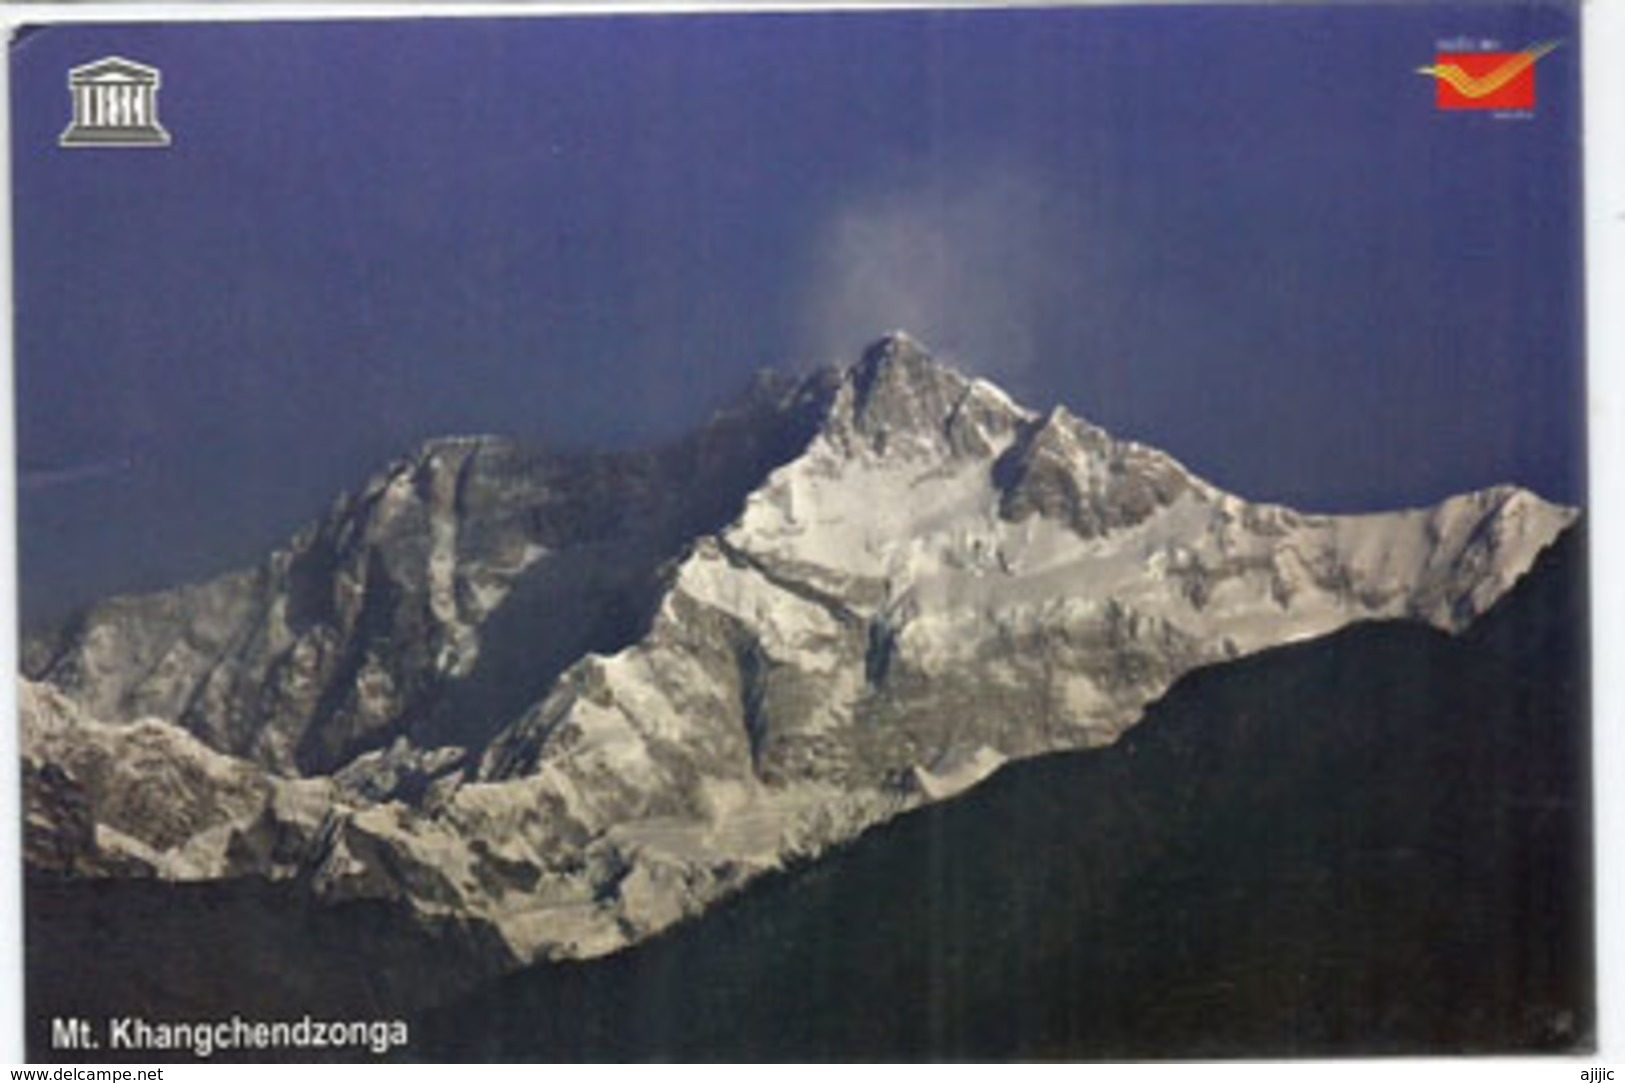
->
[[1416, 41, 1560, 111]]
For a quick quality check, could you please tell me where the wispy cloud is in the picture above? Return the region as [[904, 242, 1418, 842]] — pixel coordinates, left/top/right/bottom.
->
[[19, 456, 134, 492], [796, 163, 1086, 386]]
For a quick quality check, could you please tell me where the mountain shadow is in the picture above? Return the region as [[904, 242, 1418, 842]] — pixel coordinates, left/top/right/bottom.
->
[[24, 526, 1589, 1061], [411, 524, 1591, 1060]]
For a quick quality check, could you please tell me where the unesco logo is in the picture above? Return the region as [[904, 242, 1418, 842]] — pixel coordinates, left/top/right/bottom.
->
[[59, 56, 171, 149]]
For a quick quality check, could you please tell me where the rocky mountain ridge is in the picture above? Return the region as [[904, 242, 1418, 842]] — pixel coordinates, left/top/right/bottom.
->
[[21, 333, 1577, 965]]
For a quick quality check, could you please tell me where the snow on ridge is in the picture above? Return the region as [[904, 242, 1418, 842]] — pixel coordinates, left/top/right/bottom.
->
[[20, 332, 1583, 969]]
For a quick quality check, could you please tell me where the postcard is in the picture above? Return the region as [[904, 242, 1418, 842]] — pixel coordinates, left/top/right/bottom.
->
[[8, 2, 1592, 1061]]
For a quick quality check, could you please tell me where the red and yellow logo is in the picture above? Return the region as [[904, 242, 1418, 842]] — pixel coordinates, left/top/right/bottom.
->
[[1416, 40, 1560, 110]]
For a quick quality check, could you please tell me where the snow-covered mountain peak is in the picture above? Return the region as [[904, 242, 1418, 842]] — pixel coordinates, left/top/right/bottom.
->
[[816, 336, 1196, 514], [20, 333, 1581, 968], [822, 332, 1021, 462], [993, 406, 1201, 541], [847, 333, 963, 430]]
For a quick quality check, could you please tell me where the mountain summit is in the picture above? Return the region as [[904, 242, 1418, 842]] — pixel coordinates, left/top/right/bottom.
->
[[22, 335, 1576, 966]]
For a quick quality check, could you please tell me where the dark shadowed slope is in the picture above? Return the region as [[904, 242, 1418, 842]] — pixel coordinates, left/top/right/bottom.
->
[[413, 526, 1590, 1060], [25, 528, 1588, 1061]]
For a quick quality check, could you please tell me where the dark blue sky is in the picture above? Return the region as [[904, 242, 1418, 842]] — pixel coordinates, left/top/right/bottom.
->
[[11, 3, 1585, 622]]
